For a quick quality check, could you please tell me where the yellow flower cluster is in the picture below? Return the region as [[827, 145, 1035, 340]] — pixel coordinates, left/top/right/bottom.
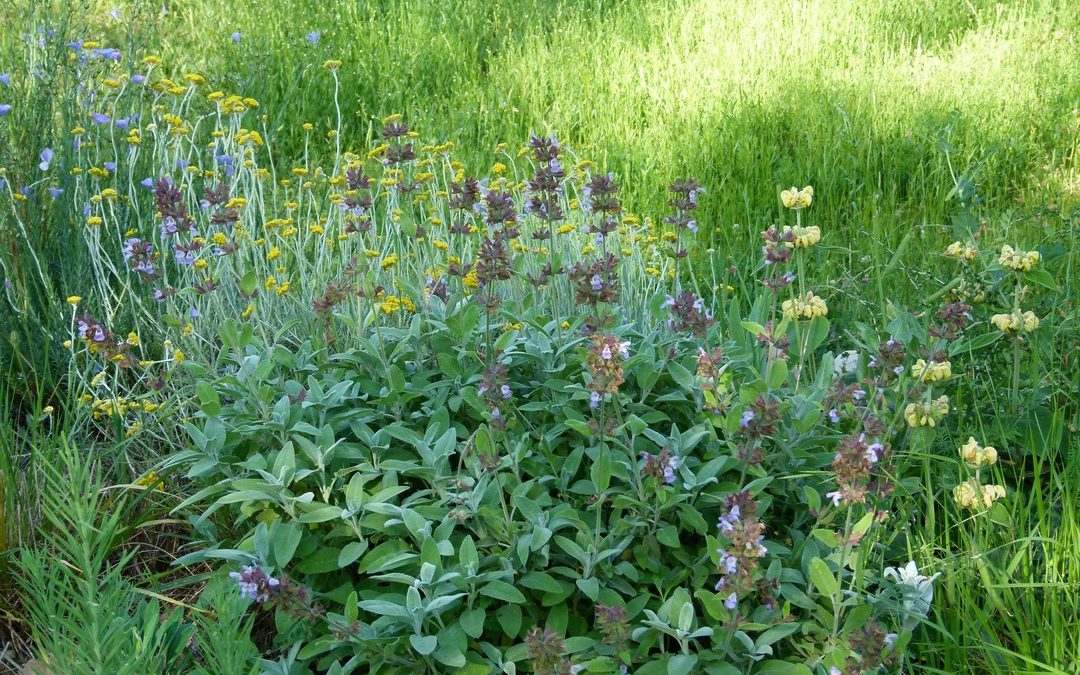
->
[[83, 397, 159, 420], [959, 437, 998, 468], [944, 241, 978, 261], [784, 225, 821, 248], [781, 291, 828, 321], [379, 295, 415, 314], [911, 358, 951, 383], [780, 185, 814, 209], [135, 471, 165, 490], [990, 310, 1039, 334], [381, 254, 398, 270], [998, 245, 1040, 272], [904, 396, 949, 427], [953, 480, 1006, 511]]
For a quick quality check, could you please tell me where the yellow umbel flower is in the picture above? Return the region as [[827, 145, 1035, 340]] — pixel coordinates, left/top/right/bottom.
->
[[911, 359, 951, 383], [990, 310, 1039, 334], [781, 291, 828, 321], [953, 480, 1005, 511], [944, 241, 978, 261], [998, 245, 1040, 272], [959, 437, 998, 468], [780, 185, 814, 209], [381, 254, 398, 270], [904, 396, 949, 427], [67, 295, 82, 306], [784, 225, 821, 248]]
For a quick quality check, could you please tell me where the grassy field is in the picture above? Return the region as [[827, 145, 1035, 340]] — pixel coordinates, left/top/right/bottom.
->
[[1, 0, 1078, 673]]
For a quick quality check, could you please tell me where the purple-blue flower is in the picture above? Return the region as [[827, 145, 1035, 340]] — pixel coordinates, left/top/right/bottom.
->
[[305, 31, 320, 44], [47, 187, 64, 198], [0, 104, 10, 116], [141, 177, 155, 189], [90, 112, 110, 125], [0, 73, 9, 87], [104, 161, 116, 172], [231, 31, 241, 43], [131, 74, 145, 85], [724, 592, 738, 610], [38, 148, 53, 171]]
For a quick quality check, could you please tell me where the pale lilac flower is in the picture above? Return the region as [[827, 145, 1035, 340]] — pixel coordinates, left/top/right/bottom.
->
[[826, 490, 843, 506], [306, 31, 320, 44], [724, 592, 738, 610], [739, 410, 755, 428], [231, 31, 241, 43], [0, 73, 9, 87], [829, 408, 841, 423], [38, 148, 53, 171], [589, 391, 601, 409], [47, 187, 63, 198], [0, 104, 10, 116]]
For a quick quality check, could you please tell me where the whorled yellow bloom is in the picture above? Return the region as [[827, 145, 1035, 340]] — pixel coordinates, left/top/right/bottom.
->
[[959, 437, 998, 468], [990, 310, 1039, 334], [953, 480, 1006, 511], [381, 253, 398, 270], [998, 245, 1040, 272], [944, 241, 978, 261], [905, 396, 949, 427], [912, 358, 951, 383], [783, 225, 821, 248], [781, 291, 828, 321], [780, 185, 814, 209]]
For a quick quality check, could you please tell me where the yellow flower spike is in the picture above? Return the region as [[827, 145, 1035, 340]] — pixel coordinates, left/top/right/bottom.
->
[[241, 303, 254, 318]]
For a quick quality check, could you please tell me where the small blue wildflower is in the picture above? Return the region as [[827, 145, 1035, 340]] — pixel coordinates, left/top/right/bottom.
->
[[0, 104, 10, 116], [131, 74, 145, 85], [47, 187, 64, 198], [38, 148, 53, 171], [306, 31, 320, 44], [231, 31, 241, 43], [140, 177, 154, 189], [104, 161, 116, 172], [589, 391, 602, 409], [0, 73, 9, 87]]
